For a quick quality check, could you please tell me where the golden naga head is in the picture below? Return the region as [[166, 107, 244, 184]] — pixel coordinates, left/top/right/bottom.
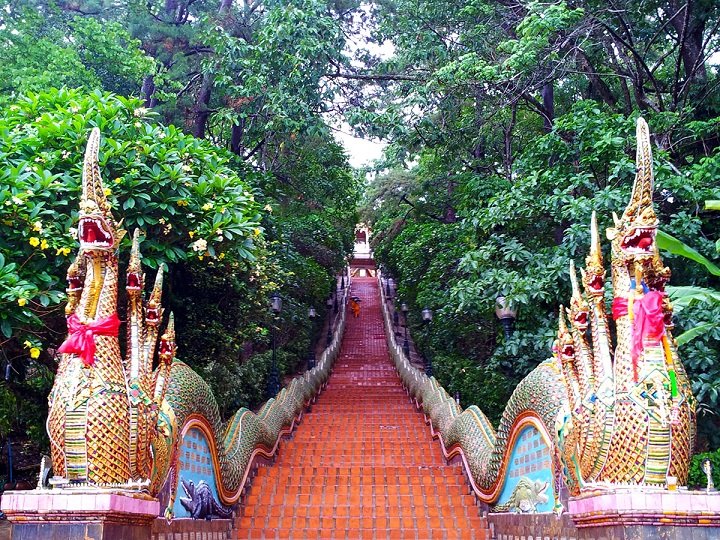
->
[[581, 211, 606, 298], [158, 314, 176, 365], [78, 128, 125, 252], [146, 265, 165, 327], [556, 306, 576, 364], [606, 118, 658, 260], [567, 261, 589, 332], [127, 229, 144, 295]]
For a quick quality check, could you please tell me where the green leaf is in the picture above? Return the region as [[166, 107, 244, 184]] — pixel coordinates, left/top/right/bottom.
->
[[706, 200, 720, 211], [667, 286, 720, 311], [0, 320, 11, 338], [657, 230, 720, 276], [675, 322, 718, 346]]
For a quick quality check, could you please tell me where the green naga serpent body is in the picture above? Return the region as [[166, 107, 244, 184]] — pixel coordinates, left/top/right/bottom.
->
[[381, 118, 696, 511], [47, 129, 344, 518]]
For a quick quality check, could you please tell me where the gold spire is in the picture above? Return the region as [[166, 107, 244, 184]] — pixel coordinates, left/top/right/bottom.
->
[[81, 127, 111, 216], [622, 117, 654, 223]]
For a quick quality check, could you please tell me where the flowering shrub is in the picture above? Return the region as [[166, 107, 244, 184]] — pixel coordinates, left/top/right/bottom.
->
[[0, 88, 263, 356]]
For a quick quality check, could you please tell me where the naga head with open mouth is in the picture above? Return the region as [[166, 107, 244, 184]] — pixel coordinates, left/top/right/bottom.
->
[[607, 118, 658, 262], [557, 307, 576, 368], [78, 128, 124, 254], [127, 229, 144, 296], [145, 265, 165, 327], [567, 261, 589, 332], [581, 211, 606, 299]]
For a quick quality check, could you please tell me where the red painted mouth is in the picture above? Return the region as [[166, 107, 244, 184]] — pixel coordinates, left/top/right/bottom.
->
[[586, 274, 604, 294], [620, 227, 656, 254], [127, 272, 141, 291], [67, 276, 83, 292], [146, 307, 160, 325], [79, 217, 113, 249], [574, 311, 589, 329]]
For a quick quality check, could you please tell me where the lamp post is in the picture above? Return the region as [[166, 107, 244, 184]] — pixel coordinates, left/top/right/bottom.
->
[[495, 296, 518, 339], [421, 307, 433, 378], [385, 276, 392, 299], [326, 296, 333, 346], [267, 292, 283, 398], [401, 302, 410, 358], [307, 307, 317, 370]]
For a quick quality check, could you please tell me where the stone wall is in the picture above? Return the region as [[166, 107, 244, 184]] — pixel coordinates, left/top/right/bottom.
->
[[151, 517, 232, 540]]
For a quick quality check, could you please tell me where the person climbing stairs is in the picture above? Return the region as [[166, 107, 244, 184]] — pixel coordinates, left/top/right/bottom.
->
[[234, 276, 490, 539]]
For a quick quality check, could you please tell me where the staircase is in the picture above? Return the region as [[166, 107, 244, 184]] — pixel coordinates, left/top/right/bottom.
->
[[234, 277, 491, 539]]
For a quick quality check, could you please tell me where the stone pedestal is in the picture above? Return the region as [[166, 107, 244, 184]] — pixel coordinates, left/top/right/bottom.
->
[[568, 488, 720, 539], [489, 489, 720, 540], [1, 490, 159, 540]]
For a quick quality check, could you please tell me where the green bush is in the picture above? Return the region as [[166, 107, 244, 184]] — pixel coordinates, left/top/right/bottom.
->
[[0, 87, 263, 349], [688, 449, 720, 490]]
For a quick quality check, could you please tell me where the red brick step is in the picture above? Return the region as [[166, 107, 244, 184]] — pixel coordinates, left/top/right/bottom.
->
[[233, 277, 490, 539]]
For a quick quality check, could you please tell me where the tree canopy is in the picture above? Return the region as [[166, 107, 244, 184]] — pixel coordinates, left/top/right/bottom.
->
[[0, 0, 718, 473]]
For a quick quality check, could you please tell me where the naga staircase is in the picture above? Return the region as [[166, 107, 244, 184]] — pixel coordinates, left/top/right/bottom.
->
[[234, 277, 490, 539], [5, 121, 720, 540]]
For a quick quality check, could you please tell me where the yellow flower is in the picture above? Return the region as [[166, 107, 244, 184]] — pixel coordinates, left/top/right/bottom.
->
[[29, 347, 40, 359], [198, 255, 204, 261], [32, 221, 43, 232], [103, 188, 111, 196], [114, 178, 121, 184], [253, 228, 261, 236], [18, 298, 27, 307], [29, 237, 40, 247], [176, 200, 188, 207], [40, 239, 49, 250], [56, 247, 71, 256], [263, 204, 273, 213], [201, 202, 213, 211], [189, 231, 195, 238], [219, 252, 226, 260]]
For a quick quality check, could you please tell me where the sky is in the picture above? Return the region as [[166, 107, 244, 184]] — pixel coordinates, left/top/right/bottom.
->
[[335, 128, 386, 168]]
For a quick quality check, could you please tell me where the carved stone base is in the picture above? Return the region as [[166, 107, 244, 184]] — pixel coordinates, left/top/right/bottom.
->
[[568, 488, 720, 539], [489, 489, 720, 540], [1, 490, 159, 540]]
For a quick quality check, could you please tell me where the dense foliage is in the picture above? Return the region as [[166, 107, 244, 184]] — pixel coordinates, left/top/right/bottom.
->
[[358, 1, 720, 450], [0, 0, 360, 459]]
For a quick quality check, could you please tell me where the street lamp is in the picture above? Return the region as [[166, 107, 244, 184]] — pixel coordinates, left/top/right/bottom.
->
[[267, 292, 283, 397], [421, 307, 433, 377], [307, 307, 317, 370], [326, 296, 333, 346], [401, 302, 410, 358], [495, 296, 518, 339]]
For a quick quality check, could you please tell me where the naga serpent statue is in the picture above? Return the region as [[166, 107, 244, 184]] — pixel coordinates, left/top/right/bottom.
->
[[47, 128, 344, 518], [381, 118, 695, 512]]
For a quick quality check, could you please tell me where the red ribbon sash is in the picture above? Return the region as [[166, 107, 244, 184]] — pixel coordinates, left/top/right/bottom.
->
[[58, 313, 121, 367], [612, 291, 665, 381]]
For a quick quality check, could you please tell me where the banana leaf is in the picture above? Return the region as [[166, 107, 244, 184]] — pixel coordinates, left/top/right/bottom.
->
[[657, 230, 720, 276], [675, 322, 718, 346]]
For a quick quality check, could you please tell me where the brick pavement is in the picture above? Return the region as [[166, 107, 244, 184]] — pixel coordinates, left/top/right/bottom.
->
[[234, 277, 490, 540]]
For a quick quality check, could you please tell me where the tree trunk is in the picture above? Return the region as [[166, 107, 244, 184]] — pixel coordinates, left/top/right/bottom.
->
[[541, 82, 554, 133], [669, 0, 708, 83], [193, 73, 213, 139], [141, 75, 157, 108]]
